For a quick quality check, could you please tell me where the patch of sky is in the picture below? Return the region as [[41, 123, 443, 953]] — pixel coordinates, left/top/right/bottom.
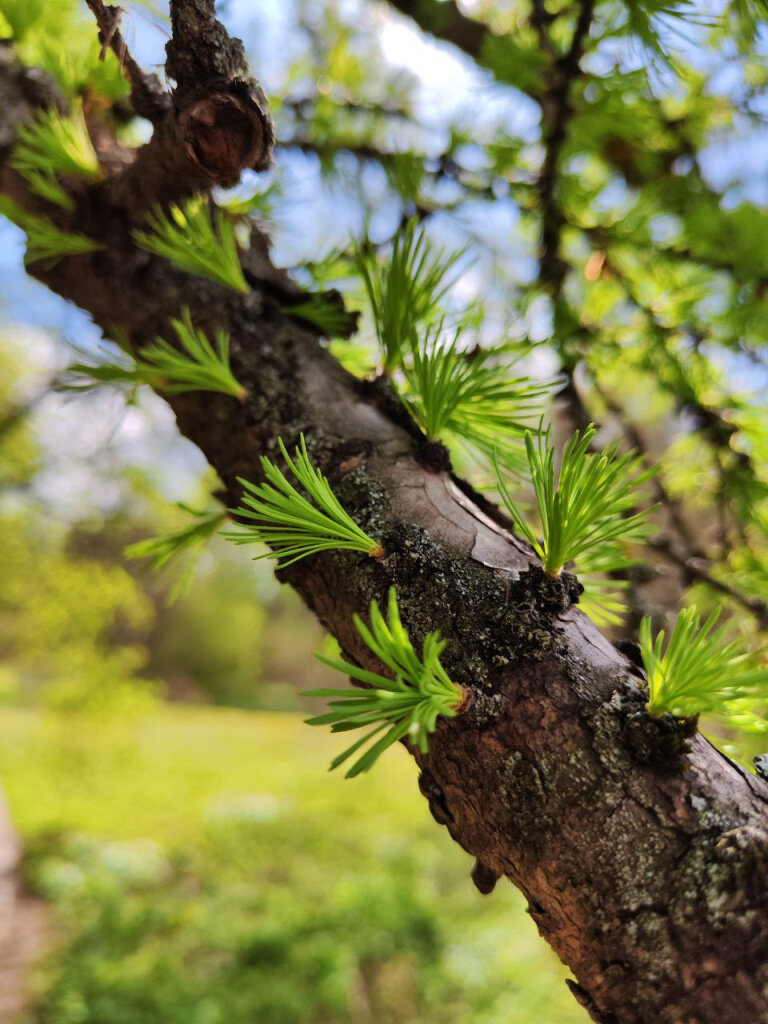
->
[[649, 214, 683, 246]]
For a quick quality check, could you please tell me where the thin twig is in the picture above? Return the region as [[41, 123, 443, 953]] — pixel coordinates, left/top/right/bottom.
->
[[592, 377, 705, 560], [84, 0, 170, 123], [648, 537, 768, 630], [536, 0, 596, 291]]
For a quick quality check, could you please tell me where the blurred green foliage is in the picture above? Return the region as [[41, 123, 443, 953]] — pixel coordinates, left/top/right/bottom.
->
[[0, 514, 158, 713], [0, 336, 326, 711], [1, 0, 128, 98], [0, 345, 40, 487], [0, 708, 584, 1024]]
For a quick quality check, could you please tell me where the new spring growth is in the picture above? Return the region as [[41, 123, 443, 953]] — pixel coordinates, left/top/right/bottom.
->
[[125, 507, 228, 603], [226, 435, 383, 567], [10, 99, 102, 210], [402, 325, 554, 477], [571, 543, 635, 628], [640, 606, 768, 720], [133, 198, 249, 295], [355, 219, 464, 374], [304, 588, 467, 777], [63, 311, 247, 401], [496, 423, 656, 579], [0, 196, 102, 265]]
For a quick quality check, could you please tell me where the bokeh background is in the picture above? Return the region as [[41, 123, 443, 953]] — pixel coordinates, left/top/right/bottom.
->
[[2, 0, 768, 1020]]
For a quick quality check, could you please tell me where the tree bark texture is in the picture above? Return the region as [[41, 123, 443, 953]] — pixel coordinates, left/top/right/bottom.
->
[[1, 14, 767, 1023]]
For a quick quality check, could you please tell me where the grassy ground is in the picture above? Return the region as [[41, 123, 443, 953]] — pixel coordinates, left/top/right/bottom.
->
[[0, 707, 585, 1024]]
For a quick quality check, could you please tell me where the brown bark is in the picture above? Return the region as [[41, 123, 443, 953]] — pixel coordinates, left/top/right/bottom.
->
[[1, 12, 767, 1023], [380, 0, 487, 60]]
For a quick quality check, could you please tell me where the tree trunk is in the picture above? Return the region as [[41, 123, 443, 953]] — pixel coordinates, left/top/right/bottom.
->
[[1, 20, 767, 1024]]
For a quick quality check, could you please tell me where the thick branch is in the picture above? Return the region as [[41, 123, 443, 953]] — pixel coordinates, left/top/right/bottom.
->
[[2, 44, 768, 1024], [167, 0, 247, 101]]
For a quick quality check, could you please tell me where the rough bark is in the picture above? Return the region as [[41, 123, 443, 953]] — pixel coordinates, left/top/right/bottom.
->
[[1, 14, 767, 1024]]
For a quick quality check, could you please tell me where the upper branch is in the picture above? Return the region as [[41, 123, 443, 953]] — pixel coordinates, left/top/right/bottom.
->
[[166, 0, 247, 102], [382, 0, 486, 60], [99, 0, 274, 217], [84, 0, 170, 123], [536, 0, 596, 291]]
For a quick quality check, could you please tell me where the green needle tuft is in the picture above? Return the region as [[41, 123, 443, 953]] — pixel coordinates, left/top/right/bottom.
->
[[403, 326, 554, 476], [355, 219, 464, 373], [641, 607, 768, 720], [133, 198, 249, 295], [226, 435, 383, 567], [496, 423, 656, 578], [63, 311, 247, 400], [305, 588, 467, 777], [0, 196, 102, 264], [10, 99, 101, 209], [126, 508, 228, 603]]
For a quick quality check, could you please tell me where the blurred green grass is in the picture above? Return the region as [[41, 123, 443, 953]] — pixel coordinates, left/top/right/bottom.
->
[[0, 707, 585, 1024]]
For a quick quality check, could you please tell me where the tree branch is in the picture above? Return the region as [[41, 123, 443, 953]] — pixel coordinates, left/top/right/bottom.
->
[[98, 0, 274, 217], [84, 1, 171, 123], [591, 377, 705, 559], [536, 0, 595, 291], [2, 34, 768, 1024], [648, 537, 768, 631], [381, 0, 486, 61], [590, 378, 768, 632]]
